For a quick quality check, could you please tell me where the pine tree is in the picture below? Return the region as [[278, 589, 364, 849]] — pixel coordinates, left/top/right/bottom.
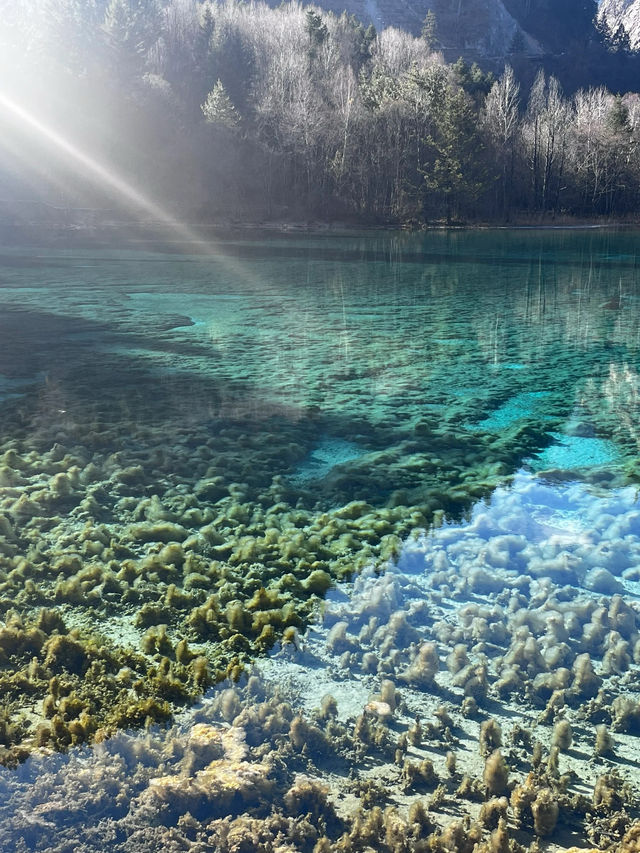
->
[[360, 24, 377, 65], [102, 0, 161, 82], [421, 10, 439, 51], [509, 28, 525, 54], [422, 88, 487, 223], [306, 9, 328, 55], [201, 80, 240, 128], [611, 23, 632, 53], [608, 94, 630, 133]]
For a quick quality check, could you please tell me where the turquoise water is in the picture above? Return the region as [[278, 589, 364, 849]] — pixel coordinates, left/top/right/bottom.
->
[[2, 229, 639, 471], [1, 228, 640, 850]]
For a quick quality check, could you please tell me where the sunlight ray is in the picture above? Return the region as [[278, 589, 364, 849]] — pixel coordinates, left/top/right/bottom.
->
[[0, 90, 244, 266]]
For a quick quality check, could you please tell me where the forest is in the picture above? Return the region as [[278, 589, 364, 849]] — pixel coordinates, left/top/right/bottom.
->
[[1, 0, 640, 226]]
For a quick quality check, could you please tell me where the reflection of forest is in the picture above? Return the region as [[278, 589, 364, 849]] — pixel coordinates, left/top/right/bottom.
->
[[598, 363, 640, 453], [296, 233, 640, 440]]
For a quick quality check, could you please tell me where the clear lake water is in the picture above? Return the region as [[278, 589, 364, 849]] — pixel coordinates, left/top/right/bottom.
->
[[1, 227, 640, 850]]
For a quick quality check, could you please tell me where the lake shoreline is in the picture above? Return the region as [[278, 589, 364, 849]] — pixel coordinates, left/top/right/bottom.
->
[[1, 216, 638, 253]]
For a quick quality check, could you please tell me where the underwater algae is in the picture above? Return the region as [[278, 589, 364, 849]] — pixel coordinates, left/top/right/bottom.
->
[[1, 230, 640, 848], [0, 349, 526, 766], [1, 473, 640, 852]]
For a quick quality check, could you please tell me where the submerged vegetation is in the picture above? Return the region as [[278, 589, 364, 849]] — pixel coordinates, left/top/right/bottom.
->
[[3, 474, 640, 851], [2, 0, 640, 228], [0, 226, 639, 777], [0, 356, 532, 765]]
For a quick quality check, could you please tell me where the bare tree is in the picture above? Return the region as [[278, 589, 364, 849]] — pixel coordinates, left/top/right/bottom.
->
[[522, 71, 571, 213], [483, 65, 520, 216], [569, 87, 637, 213]]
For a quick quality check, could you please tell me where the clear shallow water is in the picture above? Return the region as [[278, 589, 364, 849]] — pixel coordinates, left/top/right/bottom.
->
[[1, 229, 639, 446], [1, 228, 640, 849], [1, 470, 640, 851], [532, 433, 621, 472]]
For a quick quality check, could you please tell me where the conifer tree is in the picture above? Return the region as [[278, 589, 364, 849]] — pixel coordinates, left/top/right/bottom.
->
[[102, 0, 161, 82], [201, 79, 240, 128], [422, 87, 487, 223], [608, 93, 630, 133], [421, 10, 439, 51], [306, 9, 329, 55]]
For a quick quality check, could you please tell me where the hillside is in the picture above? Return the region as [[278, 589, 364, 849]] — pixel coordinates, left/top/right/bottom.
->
[[299, 0, 542, 62], [600, 0, 640, 48], [281, 0, 640, 92], [2, 0, 640, 230], [279, 0, 600, 63]]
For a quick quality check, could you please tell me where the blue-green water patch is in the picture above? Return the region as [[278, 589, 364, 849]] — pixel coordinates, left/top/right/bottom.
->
[[472, 391, 551, 431], [0, 372, 45, 403], [126, 291, 243, 330], [532, 432, 621, 471], [289, 437, 367, 485]]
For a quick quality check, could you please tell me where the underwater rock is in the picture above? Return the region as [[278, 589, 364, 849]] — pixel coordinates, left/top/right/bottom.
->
[[144, 725, 273, 817], [147, 755, 273, 816]]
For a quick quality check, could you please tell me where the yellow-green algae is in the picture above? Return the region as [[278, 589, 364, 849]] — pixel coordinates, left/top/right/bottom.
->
[[0, 359, 564, 764], [1, 229, 640, 765], [1, 344, 640, 766], [1, 406, 640, 851]]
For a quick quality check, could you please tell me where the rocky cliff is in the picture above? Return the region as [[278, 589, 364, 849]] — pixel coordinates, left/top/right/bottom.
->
[[308, 0, 542, 62], [600, 0, 640, 48], [307, 0, 637, 92]]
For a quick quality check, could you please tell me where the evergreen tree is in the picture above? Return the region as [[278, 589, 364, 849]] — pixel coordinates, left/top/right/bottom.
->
[[509, 28, 525, 55], [608, 94, 630, 133], [453, 59, 495, 105], [422, 88, 487, 223], [202, 80, 240, 128], [611, 23, 632, 53], [192, 5, 216, 101], [421, 10, 439, 51], [102, 0, 161, 83], [360, 24, 377, 66], [46, 0, 106, 77], [306, 9, 328, 60], [208, 21, 255, 115]]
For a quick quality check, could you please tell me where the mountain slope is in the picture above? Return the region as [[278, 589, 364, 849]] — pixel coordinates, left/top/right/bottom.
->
[[600, 0, 640, 48], [299, 0, 542, 61]]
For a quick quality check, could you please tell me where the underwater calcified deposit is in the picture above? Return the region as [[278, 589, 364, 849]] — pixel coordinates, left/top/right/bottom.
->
[[1, 473, 640, 852]]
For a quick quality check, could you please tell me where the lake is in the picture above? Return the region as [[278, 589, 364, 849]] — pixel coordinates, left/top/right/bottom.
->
[[0, 228, 639, 851]]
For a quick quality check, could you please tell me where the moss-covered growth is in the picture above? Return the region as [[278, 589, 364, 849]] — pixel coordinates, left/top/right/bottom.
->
[[0, 611, 215, 765]]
